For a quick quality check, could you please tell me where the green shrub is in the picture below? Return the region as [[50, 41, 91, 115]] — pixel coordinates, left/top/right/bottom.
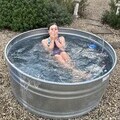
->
[[51, 0, 88, 17], [0, 0, 72, 32], [78, 0, 88, 17], [51, 0, 74, 14], [101, 0, 120, 29]]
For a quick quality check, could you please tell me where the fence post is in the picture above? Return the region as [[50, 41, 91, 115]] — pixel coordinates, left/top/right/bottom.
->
[[116, 1, 120, 15], [73, 0, 82, 18]]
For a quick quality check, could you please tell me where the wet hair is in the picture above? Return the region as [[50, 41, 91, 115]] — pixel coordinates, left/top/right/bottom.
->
[[47, 23, 58, 30]]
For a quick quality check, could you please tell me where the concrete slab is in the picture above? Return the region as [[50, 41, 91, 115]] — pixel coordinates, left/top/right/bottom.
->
[[91, 27, 113, 34], [84, 19, 103, 27]]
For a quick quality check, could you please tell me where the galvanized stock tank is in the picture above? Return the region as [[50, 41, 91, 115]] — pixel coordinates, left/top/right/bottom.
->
[[5, 28, 117, 119]]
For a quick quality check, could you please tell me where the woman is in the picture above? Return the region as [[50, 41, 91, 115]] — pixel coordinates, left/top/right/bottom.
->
[[41, 23, 90, 79], [41, 23, 71, 67]]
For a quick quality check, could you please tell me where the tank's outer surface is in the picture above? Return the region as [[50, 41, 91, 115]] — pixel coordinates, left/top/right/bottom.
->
[[5, 28, 117, 119]]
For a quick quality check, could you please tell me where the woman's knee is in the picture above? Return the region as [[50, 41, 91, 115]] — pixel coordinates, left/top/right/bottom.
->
[[61, 52, 70, 61], [54, 55, 66, 64]]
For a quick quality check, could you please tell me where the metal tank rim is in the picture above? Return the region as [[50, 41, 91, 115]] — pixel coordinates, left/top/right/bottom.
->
[[4, 27, 117, 85]]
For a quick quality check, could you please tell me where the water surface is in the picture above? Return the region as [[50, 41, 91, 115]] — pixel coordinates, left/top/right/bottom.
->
[[8, 34, 112, 83]]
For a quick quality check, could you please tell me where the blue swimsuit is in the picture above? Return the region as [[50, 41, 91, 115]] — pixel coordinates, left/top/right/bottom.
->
[[48, 38, 63, 56]]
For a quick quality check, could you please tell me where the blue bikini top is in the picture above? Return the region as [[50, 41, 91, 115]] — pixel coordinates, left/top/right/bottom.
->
[[48, 37, 60, 49], [48, 38, 51, 46]]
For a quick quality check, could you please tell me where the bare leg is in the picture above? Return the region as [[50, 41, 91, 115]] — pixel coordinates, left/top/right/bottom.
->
[[54, 54, 73, 69], [60, 52, 71, 62], [60, 52, 89, 78], [60, 52, 76, 68], [54, 54, 91, 81], [72, 69, 91, 81]]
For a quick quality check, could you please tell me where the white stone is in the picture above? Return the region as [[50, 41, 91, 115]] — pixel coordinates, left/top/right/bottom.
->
[[73, 0, 82, 18], [73, 3, 80, 17], [116, 1, 120, 15]]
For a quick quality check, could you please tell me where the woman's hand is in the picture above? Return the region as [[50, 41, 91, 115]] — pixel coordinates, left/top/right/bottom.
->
[[50, 33, 58, 41]]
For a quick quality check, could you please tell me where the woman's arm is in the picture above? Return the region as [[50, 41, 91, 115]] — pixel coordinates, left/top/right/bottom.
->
[[41, 39, 54, 52], [55, 36, 66, 50]]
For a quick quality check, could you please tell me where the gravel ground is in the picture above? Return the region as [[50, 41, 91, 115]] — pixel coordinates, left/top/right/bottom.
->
[[85, 0, 110, 20], [0, 0, 120, 120]]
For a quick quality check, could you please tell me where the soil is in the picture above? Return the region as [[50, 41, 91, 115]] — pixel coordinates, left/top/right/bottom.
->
[[0, 0, 120, 119]]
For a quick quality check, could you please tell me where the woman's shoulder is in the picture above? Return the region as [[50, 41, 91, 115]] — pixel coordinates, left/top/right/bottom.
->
[[59, 36, 65, 42], [59, 36, 65, 40], [59, 36, 64, 39], [41, 38, 48, 43]]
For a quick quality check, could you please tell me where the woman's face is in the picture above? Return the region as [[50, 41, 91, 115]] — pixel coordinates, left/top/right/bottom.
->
[[48, 24, 58, 39]]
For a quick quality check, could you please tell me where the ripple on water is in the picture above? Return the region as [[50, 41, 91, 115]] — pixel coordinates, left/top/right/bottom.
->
[[8, 34, 112, 83]]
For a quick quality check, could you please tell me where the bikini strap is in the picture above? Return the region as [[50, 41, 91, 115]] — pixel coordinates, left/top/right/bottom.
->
[[48, 37, 60, 46], [48, 38, 51, 46]]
